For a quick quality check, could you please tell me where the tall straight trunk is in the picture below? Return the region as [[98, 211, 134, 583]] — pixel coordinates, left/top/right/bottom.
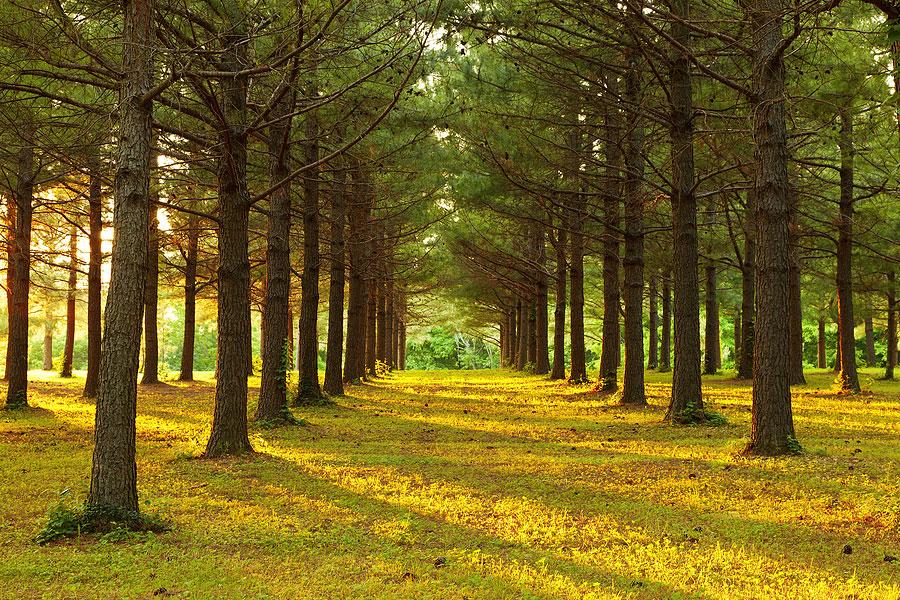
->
[[141, 198, 159, 384], [568, 191, 587, 383], [179, 214, 198, 381], [738, 193, 756, 379], [43, 314, 53, 371], [648, 274, 658, 369], [507, 305, 517, 368], [550, 217, 567, 379], [703, 264, 719, 375], [256, 81, 295, 420], [61, 226, 78, 377], [386, 277, 395, 370], [734, 309, 742, 369], [297, 82, 324, 403], [600, 101, 622, 390], [817, 316, 826, 369], [324, 162, 347, 395], [788, 188, 806, 384], [3, 193, 13, 381], [746, 0, 797, 455], [517, 298, 528, 369], [88, 0, 153, 510], [205, 6, 254, 457], [398, 319, 406, 369], [365, 285, 377, 377], [344, 167, 368, 383], [620, 39, 646, 406], [864, 317, 875, 367], [885, 270, 896, 380], [833, 317, 842, 372], [836, 109, 860, 393], [5, 123, 35, 408], [666, 0, 702, 418], [527, 299, 537, 365], [660, 280, 672, 371], [83, 162, 103, 397], [535, 223, 549, 374], [377, 282, 387, 365]]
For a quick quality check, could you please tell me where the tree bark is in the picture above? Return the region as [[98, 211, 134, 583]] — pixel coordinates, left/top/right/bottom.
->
[[734, 309, 742, 369], [648, 274, 658, 369], [323, 161, 347, 395], [61, 226, 78, 377], [83, 162, 103, 397], [179, 214, 198, 382], [43, 314, 54, 371], [5, 122, 35, 408], [864, 317, 875, 368], [141, 198, 159, 384], [745, 0, 797, 455], [703, 264, 719, 375], [256, 80, 294, 419], [550, 215, 567, 379], [788, 188, 806, 385], [534, 222, 549, 375], [599, 102, 621, 391], [568, 191, 587, 383], [836, 109, 860, 393], [738, 193, 756, 379], [205, 5, 254, 457], [660, 280, 671, 371], [88, 0, 153, 510], [3, 193, 13, 382], [817, 316, 826, 369], [620, 39, 646, 406], [517, 298, 528, 370], [344, 166, 369, 383], [886, 271, 896, 380]]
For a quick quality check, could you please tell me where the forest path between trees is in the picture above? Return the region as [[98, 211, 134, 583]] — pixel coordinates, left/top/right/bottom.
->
[[0, 369, 898, 598]]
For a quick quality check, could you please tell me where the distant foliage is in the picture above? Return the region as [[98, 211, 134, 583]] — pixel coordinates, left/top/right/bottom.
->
[[406, 327, 498, 370]]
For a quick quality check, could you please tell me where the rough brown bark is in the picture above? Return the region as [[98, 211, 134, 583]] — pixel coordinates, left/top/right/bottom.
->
[[205, 5, 254, 457], [256, 82, 294, 419], [344, 166, 369, 383], [648, 274, 658, 369], [550, 215, 567, 379], [734, 309, 742, 369], [517, 298, 528, 370], [141, 199, 159, 384], [738, 193, 756, 380], [178, 214, 198, 382], [5, 123, 35, 408], [660, 280, 671, 371], [886, 271, 896, 380], [83, 163, 103, 397], [398, 319, 406, 370], [599, 104, 621, 391], [864, 317, 875, 367], [366, 284, 377, 378], [817, 316, 826, 369], [324, 162, 347, 395], [788, 189, 806, 385], [386, 277, 395, 370], [836, 109, 860, 393], [61, 226, 78, 377], [3, 193, 13, 382], [703, 264, 719, 375], [568, 190, 587, 383], [43, 314, 53, 371], [620, 41, 646, 406], [534, 223, 549, 375], [745, 0, 797, 455], [88, 0, 153, 510]]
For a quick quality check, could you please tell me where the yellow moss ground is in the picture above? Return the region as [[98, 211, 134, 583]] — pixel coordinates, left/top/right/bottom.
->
[[0, 368, 898, 599]]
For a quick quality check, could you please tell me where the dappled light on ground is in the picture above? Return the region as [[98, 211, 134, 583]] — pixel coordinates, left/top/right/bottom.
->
[[0, 369, 898, 598]]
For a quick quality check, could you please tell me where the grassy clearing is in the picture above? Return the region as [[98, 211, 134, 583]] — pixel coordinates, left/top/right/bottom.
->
[[0, 368, 898, 599]]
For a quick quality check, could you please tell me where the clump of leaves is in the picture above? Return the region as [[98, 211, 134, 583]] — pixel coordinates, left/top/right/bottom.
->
[[36, 494, 168, 545], [786, 435, 804, 455], [671, 401, 728, 426]]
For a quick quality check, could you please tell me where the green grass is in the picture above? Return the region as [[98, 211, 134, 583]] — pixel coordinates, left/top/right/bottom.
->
[[0, 368, 898, 599]]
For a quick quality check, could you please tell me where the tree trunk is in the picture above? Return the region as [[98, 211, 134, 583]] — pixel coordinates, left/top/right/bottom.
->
[[665, 0, 702, 418], [344, 166, 369, 383], [703, 264, 719, 375], [550, 216, 567, 379], [599, 102, 621, 390], [817, 317, 826, 369], [788, 188, 806, 385], [386, 277, 395, 370], [620, 39, 646, 406], [179, 214, 198, 382], [5, 122, 35, 408], [738, 193, 756, 379], [745, 0, 797, 455], [61, 226, 78, 377], [297, 89, 323, 403], [323, 162, 347, 395], [864, 317, 875, 367], [366, 283, 377, 378], [568, 190, 587, 383], [88, 0, 153, 511], [205, 7, 254, 457], [141, 198, 159, 384], [836, 109, 860, 393], [517, 298, 528, 370], [734, 309, 742, 370], [660, 280, 671, 371], [256, 82, 294, 420], [43, 315, 53, 371], [534, 223, 549, 374], [83, 163, 103, 397], [3, 193, 13, 382], [885, 271, 896, 380], [398, 319, 406, 370], [648, 274, 658, 369]]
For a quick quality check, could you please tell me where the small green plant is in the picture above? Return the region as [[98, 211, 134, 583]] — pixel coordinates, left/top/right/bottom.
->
[[36, 493, 168, 545], [786, 435, 804, 455]]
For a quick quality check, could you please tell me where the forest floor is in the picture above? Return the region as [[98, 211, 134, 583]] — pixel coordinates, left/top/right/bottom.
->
[[0, 368, 898, 599]]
